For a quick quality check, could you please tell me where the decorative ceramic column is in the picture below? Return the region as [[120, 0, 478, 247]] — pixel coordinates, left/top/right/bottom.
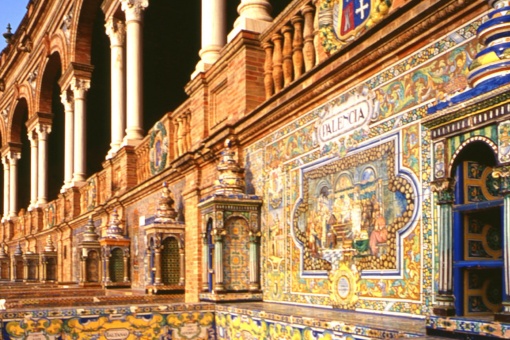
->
[[60, 89, 74, 190], [8, 151, 20, 218], [2, 156, 9, 221], [213, 231, 225, 292], [228, 0, 273, 42], [123, 248, 130, 282], [201, 231, 209, 291], [80, 249, 86, 283], [493, 166, 510, 322], [27, 130, 38, 210], [36, 124, 51, 205], [153, 240, 162, 285], [431, 178, 456, 316], [248, 227, 261, 291], [468, 0, 510, 87], [121, 0, 147, 144], [71, 78, 90, 184], [105, 17, 126, 159], [192, 0, 226, 77], [103, 246, 111, 283], [179, 236, 185, 285]]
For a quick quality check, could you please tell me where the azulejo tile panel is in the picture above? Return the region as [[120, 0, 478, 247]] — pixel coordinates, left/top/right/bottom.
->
[[245, 12, 484, 316], [215, 303, 426, 339], [0, 303, 215, 340]]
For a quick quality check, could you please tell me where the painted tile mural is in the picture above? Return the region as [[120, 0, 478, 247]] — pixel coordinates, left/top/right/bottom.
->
[[1, 304, 215, 340], [245, 14, 483, 316]]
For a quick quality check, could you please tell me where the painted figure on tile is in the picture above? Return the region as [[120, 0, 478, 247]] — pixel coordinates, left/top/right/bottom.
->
[[268, 167, 284, 209], [434, 142, 445, 179], [403, 124, 420, 174], [498, 121, 510, 163], [269, 213, 283, 258], [369, 209, 388, 256]]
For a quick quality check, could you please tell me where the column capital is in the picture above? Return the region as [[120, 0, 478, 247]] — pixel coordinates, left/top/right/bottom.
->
[[27, 129, 38, 145], [105, 17, 126, 46], [430, 177, 456, 204], [71, 78, 91, 100], [36, 123, 52, 139], [7, 151, 21, 162], [121, 0, 148, 22], [60, 89, 74, 111]]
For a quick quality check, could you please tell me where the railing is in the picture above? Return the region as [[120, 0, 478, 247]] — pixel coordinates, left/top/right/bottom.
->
[[260, 0, 317, 99], [135, 135, 151, 184], [171, 106, 191, 160]]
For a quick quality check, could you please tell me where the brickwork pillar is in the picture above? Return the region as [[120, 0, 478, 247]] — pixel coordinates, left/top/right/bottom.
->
[[183, 182, 202, 302]]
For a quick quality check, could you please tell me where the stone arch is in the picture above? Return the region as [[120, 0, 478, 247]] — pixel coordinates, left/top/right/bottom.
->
[[10, 97, 31, 212], [38, 52, 62, 114], [71, 0, 111, 174], [10, 96, 30, 144], [48, 32, 70, 68], [14, 84, 34, 120], [37, 51, 65, 202], [72, 0, 103, 65], [448, 136, 498, 178]]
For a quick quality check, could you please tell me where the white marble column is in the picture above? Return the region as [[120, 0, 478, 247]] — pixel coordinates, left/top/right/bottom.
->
[[8, 152, 21, 218], [228, 0, 273, 42], [27, 130, 38, 210], [105, 17, 126, 159], [192, 0, 226, 77], [2, 157, 9, 221], [37, 124, 51, 205], [60, 90, 74, 191], [71, 78, 90, 184], [121, 0, 147, 145]]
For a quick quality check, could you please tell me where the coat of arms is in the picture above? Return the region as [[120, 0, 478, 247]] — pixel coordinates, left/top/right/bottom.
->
[[319, 0, 394, 54]]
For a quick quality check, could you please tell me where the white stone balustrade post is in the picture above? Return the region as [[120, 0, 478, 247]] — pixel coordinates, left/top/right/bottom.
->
[[60, 90, 74, 191], [71, 78, 90, 185], [121, 0, 148, 145], [192, 0, 226, 77], [228, 0, 273, 42], [2, 157, 9, 221], [105, 17, 126, 158], [36, 124, 51, 205], [27, 131, 38, 210], [8, 152, 21, 218]]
